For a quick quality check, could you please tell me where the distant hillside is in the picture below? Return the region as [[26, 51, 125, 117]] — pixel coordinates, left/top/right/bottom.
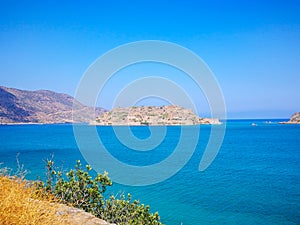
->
[[0, 86, 106, 124], [93, 105, 220, 126]]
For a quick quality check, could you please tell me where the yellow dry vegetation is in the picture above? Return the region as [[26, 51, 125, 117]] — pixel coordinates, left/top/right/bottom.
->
[[0, 175, 69, 225]]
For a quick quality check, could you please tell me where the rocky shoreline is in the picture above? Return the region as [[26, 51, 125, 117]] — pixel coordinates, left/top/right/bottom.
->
[[279, 112, 300, 124], [92, 105, 221, 126]]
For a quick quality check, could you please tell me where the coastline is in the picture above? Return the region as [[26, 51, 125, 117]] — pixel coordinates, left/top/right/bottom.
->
[[0, 122, 221, 126], [278, 121, 300, 124], [0, 122, 72, 125], [0, 122, 46, 125], [3, 118, 296, 126], [89, 123, 221, 126]]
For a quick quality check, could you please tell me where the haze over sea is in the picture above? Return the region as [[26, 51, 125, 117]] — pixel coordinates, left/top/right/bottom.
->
[[0, 119, 299, 225]]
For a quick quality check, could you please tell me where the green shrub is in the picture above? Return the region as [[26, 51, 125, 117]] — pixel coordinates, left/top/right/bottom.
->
[[103, 194, 160, 225], [37, 160, 162, 225]]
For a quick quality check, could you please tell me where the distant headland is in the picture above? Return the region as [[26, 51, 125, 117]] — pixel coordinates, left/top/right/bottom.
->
[[279, 112, 300, 124], [0, 86, 106, 124], [92, 105, 221, 126]]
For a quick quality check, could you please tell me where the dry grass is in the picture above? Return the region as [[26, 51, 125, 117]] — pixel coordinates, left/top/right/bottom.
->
[[0, 175, 69, 225]]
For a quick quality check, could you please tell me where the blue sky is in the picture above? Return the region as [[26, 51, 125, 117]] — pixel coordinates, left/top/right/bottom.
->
[[0, 0, 299, 118]]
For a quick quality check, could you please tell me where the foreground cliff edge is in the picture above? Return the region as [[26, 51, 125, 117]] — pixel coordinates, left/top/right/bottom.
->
[[279, 112, 300, 124], [91, 105, 221, 126]]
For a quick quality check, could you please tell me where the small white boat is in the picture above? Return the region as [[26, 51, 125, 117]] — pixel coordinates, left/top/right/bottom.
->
[[252, 123, 258, 126]]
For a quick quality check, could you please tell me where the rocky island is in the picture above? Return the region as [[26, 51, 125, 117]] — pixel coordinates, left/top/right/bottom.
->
[[279, 112, 300, 124], [92, 105, 221, 126]]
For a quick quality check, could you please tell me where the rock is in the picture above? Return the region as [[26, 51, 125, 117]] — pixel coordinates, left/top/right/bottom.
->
[[55, 203, 111, 225], [279, 112, 300, 124], [290, 112, 300, 123], [93, 105, 221, 125]]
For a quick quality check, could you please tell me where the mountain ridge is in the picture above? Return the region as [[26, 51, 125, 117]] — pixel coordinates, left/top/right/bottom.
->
[[0, 86, 106, 124]]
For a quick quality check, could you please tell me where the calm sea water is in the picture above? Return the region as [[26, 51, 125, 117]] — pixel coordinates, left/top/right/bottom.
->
[[0, 120, 299, 225]]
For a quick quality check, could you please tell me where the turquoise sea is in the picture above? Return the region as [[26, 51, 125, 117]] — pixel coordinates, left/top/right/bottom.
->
[[0, 120, 299, 225]]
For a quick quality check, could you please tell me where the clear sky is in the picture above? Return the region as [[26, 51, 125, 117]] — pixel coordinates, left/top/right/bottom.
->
[[0, 0, 299, 118]]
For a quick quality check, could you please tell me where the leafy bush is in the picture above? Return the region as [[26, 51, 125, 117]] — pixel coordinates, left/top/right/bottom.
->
[[103, 194, 161, 225], [37, 160, 162, 225]]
